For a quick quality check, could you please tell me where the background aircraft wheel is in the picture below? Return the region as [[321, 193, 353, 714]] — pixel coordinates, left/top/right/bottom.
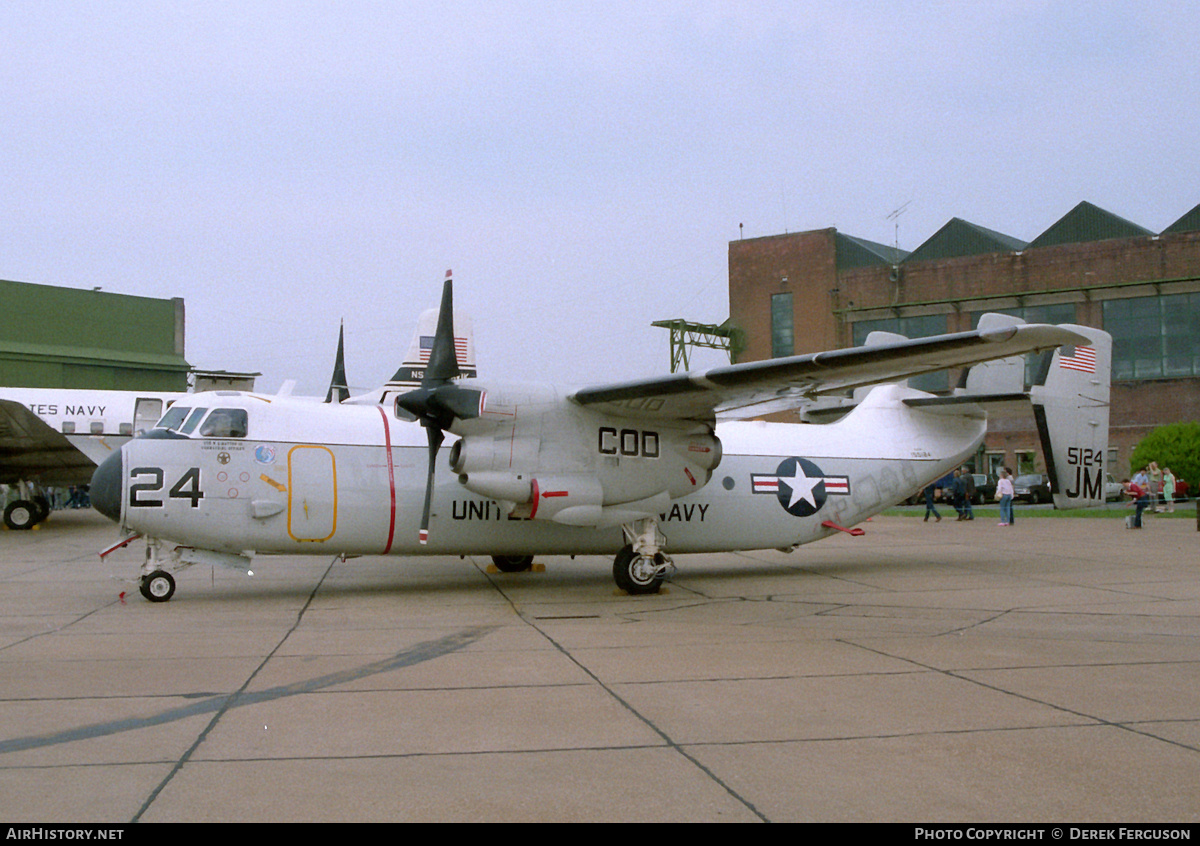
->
[[3, 500, 38, 530], [491, 554, 534, 573], [139, 570, 176, 603], [32, 496, 51, 522], [613, 545, 663, 595]]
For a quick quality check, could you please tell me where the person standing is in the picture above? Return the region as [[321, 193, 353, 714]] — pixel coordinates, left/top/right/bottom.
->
[[951, 470, 966, 520], [960, 468, 976, 521], [1125, 478, 1149, 528], [997, 469, 1014, 527], [923, 483, 942, 522], [1150, 462, 1163, 512], [1162, 467, 1176, 513]]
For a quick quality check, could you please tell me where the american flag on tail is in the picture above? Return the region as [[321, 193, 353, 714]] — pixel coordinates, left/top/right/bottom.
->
[[1059, 346, 1096, 374]]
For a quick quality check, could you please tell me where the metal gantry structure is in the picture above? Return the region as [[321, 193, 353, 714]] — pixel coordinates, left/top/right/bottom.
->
[[652, 318, 745, 373]]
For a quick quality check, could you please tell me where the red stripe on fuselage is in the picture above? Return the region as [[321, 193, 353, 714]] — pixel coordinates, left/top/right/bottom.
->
[[376, 406, 397, 554]]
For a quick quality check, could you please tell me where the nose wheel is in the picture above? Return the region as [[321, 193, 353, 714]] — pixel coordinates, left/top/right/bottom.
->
[[139, 570, 176, 602]]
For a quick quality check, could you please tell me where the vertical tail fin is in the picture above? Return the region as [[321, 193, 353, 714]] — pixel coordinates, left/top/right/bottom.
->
[[389, 306, 476, 388], [324, 321, 350, 404], [1029, 326, 1112, 508]]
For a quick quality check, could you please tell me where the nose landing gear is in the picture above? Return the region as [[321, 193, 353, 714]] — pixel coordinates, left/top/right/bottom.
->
[[613, 517, 673, 595]]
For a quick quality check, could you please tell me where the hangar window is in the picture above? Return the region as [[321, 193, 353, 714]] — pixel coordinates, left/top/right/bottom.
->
[[972, 304, 1076, 327], [852, 314, 949, 392], [971, 306, 1077, 386], [1104, 293, 1200, 380], [199, 408, 248, 438], [771, 292, 794, 358]]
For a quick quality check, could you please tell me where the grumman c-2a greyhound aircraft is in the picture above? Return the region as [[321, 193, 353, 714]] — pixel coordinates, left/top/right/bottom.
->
[[91, 273, 1111, 601]]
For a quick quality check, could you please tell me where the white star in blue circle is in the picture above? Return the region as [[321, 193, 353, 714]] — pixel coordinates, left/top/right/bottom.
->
[[775, 457, 827, 517]]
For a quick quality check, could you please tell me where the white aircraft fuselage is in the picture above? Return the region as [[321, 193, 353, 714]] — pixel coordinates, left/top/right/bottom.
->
[[93, 383, 979, 559], [1, 387, 183, 474]]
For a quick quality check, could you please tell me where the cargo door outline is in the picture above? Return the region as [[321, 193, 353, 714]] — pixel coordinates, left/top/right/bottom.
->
[[287, 445, 337, 541]]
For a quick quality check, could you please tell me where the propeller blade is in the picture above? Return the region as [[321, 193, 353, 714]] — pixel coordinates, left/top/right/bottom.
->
[[424, 271, 460, 385], [418, 422, 445, 545], [397, 270, 477, 544]]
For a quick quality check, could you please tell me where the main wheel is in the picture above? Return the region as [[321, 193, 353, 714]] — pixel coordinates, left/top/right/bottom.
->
[[3, 500, 37, 530], [139, 570, 176, 603], [492, 554, 534, 573], [613, 545, 664, 595]]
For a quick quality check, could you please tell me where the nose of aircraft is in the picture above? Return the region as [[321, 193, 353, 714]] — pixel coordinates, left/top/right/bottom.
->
[[90, 448, 123, 522]]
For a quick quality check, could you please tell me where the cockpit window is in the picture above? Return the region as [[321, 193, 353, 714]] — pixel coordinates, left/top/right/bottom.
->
[[180, 407, 209, 435], [199, 408, 248, 438], [156, 406, 191, 431]]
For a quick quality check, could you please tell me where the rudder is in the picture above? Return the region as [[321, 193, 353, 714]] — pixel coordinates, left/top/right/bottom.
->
[[1029, 325, 1112, 509]]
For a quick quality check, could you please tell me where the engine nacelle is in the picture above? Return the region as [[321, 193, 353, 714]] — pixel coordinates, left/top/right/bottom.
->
[[455, 471, 532, 503], [457, 471, 605, 525]]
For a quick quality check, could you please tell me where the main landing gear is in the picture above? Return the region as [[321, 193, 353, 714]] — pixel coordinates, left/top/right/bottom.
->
[[3, 482, 52, 530], [491, 554, 534, 573], [613, 517, 673, 595], [4, 498, 47, 530]]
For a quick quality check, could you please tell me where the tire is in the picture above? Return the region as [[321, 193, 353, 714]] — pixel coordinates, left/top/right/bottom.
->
[[612, 545, 663, 595], [139, 570, 176, 603], [492, 554, 534, 573], [32, 496, 51, 522], [4, 500, 38, 530]]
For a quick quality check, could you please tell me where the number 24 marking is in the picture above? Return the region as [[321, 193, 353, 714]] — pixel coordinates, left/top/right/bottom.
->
[[129, 467, 204, 508]]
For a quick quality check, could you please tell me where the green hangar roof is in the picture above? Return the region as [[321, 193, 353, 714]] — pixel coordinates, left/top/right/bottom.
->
[[1027, 201, 1154, 249], [1163, 203, 1200, 234], [903, 218, 1028, 263], [835, 233, 909, 269]]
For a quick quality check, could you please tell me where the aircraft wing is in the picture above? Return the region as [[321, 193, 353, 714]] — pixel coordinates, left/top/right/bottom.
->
[[0, 399, 97, 485], [570, 323, 1089, 421]]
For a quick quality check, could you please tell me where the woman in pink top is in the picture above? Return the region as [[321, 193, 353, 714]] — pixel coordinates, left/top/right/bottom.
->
[[996, 469, 1014, 526]]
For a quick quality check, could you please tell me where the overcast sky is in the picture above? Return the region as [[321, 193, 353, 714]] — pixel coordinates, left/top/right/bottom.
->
[[4, 1, 1198, 395]]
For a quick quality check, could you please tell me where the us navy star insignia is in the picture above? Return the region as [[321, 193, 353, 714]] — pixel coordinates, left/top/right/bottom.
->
[[751, 457, 850, 517]]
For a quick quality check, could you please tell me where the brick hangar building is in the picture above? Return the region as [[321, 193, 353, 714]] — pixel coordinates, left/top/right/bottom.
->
[[727, 200, 1200, 481]]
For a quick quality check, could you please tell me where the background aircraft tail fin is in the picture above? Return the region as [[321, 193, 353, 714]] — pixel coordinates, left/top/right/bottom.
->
[[1029, 325, 1112, 509], [388, 306, 477, 388]]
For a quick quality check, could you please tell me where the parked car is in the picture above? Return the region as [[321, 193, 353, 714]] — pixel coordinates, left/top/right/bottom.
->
[[970, 474, 997, 504], [1012, 473, 1052, 504], [1105, 473, 1124, 502]]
